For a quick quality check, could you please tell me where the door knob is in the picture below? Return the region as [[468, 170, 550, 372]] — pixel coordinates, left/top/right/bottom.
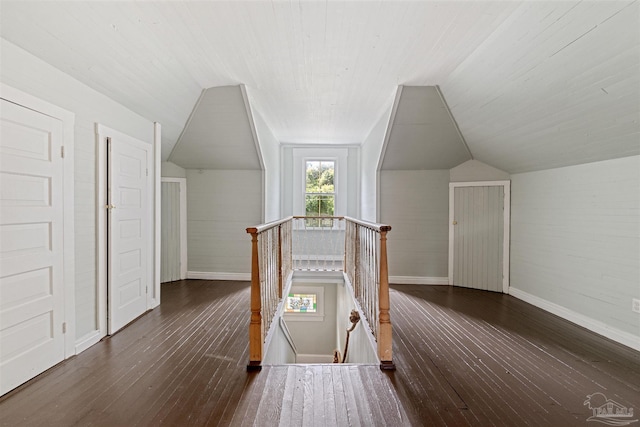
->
[[452, 220, 457, 225], [106, 204, 116, 210]]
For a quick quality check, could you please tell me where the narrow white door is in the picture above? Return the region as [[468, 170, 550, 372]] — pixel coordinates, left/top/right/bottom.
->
[[452, 186, 504, 292], [108, 136, 150, 333], [0, 99, 65, 395], [160, 181, 181, 283]]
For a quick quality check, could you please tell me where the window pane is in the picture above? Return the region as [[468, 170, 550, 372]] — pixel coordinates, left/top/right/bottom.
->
[[305, 194, 334, 216], [285, 293, 317, 313], [306, 161, 334, 193], [305, 194, 334, 227]]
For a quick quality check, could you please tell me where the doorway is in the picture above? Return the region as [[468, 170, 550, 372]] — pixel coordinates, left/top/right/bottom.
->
[[0, 86, 75, 395], [160, 178, 187, 283], [97, 124, 154, 335], [448, 181, 510, 293]]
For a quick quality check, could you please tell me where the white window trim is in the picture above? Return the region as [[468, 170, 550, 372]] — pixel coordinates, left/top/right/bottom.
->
[[292, 148, 348, 217], [284, 286, 325, 322], [304, 158, 337, 219]]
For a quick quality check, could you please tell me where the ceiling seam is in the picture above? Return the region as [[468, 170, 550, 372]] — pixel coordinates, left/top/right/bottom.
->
[[436, 85, 473, 161], [377, 85, 404, 172], [168, 87, 206, 164]]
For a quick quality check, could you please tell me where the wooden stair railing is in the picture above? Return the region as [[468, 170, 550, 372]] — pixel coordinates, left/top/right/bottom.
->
[[246, 217, 292, 371], [344, 217, 395, 370], [246, 216, 394, 371]]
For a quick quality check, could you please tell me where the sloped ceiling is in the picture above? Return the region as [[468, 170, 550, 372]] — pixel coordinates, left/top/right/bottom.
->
[[169, 86, 261, 170], [0, 1, 638, 173], [437, 1, 640, 173], [381, 86, 471, 170]]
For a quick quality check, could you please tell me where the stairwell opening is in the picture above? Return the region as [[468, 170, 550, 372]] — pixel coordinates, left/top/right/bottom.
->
[[262, 272, 379, 366]]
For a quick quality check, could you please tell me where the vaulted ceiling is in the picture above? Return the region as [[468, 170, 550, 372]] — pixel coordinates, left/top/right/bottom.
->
[[1, 1, 638, 173]]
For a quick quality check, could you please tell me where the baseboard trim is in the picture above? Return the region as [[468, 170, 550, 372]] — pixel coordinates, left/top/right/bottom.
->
[[75, 330, 103, 355], [389, 276, 449, 285], [295, 354, 334, 363], [509, 287, 640, 352], [187, 271, 251, 281]]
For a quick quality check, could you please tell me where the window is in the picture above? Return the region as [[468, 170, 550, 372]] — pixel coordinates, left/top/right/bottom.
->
[[283, 286, 325, 321], [305, 160, 334, 227], [290, 147, 347, 219], [285, 293, 317, 313]]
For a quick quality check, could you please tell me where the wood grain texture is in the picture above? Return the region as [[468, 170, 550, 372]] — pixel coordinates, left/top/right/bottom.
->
[[1, 280, 638, 426]]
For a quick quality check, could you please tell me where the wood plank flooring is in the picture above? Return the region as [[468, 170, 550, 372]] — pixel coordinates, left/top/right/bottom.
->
[[1, 281, 638, 426]]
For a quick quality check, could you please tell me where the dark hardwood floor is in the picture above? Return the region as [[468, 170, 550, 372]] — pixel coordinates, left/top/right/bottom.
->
[[1, 280, 638, 426]]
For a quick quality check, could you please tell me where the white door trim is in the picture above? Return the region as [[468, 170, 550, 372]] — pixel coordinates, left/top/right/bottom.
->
[[448, 180, 511, 293], [152, 123, 161, 307], [0, 83, 76, 358], [161, 177, 188, 280], [96, 123, 156, 337]]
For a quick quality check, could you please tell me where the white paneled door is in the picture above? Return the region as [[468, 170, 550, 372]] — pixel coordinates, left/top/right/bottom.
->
[[108, 135, 151, 333], [451, 184, 509, 293], [0, 99, 65, 395]]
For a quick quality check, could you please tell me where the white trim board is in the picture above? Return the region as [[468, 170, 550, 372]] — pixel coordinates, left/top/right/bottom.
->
[[376, 85, 403, 223], [509, 287, 640, 352], [295, 354, 335, 363], [161, 177, 188, 280], [389, 276, 449, 285], [0, 83, 77, 359], [74, 331, 102, 355], [152, 123, 162, 308], [187, 271, 251, 281]]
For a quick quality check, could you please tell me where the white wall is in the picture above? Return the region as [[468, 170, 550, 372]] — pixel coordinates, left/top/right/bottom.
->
[[380, 170, 450, 282], [336, 280, 378, 364], [263, 319, 296, 365], [450, 159, 510, 182], [510, 156, 640, 349], [252, 110, 280, 222], [161, 161, 186, 178], [285, 282, 337, 357], [347, 147, 360, 218], [0, 39, 154, 341], [186, 169, 261, 277], [360, 106, 392, 222]]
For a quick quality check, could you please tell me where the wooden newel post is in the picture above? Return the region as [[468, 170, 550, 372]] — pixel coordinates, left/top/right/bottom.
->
[[378, 226, 395, 370], [247, 228, 263, 371]]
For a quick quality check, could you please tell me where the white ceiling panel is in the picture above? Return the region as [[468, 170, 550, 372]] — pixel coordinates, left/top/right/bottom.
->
[[439, 0, 640, 173], [1, 1, 637, 172]]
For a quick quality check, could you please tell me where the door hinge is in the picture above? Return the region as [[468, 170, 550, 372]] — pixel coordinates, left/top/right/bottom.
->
[[62, 322, 67, 333], [146, 168, 149, 177], [61, 146, 65, 158]]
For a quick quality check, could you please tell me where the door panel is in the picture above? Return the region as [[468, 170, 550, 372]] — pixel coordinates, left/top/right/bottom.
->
[[453, 186, 504, 292], [108, 136, 150, 333], [0, 99, 65, 395], [160, 182, 181, 283]]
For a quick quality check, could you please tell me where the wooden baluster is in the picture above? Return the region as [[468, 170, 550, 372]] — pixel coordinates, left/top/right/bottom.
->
[[378, 226, 395, 370], [278, 225, 283, 299], [247, 229, 263, 371], [354, 225, 360, 299]]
